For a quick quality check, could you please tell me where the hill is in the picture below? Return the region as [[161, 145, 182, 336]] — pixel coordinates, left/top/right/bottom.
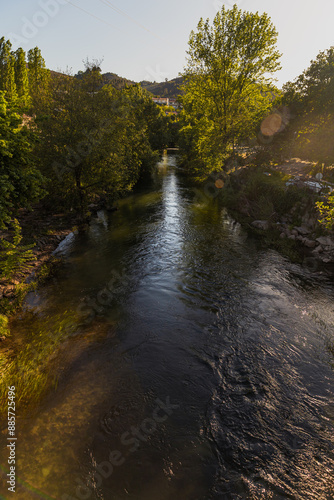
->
[[140, 77, 183, 98], [101, 72, 136, 90], [50, 69, 182, 97]]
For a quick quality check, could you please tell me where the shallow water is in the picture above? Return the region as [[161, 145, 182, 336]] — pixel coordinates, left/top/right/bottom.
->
[[1, 154, 334, 499]]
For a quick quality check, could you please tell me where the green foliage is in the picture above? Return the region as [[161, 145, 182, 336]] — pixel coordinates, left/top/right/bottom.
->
[[226, 168, 308, 220], [179, 4, 281, 179], [0, 219, 35, 279], [0, 37, 17, 102], [0, 314, 10, 337], [36, 66, 168, 213], [282, 46, 334, 166], [0, 92, 45, 227], [27, 46, 51, 114], [14, 47, 29, 106], [317, 194, 334, 231]]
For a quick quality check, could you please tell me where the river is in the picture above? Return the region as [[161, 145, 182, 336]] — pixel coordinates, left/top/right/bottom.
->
[[1, 154, 334, 500]]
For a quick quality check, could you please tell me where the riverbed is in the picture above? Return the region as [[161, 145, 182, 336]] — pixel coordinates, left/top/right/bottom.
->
[[1, 154, 334, 499]]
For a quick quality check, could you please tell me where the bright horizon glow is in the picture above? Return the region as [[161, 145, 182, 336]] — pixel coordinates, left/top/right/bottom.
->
[[1, 0, 334, 88]]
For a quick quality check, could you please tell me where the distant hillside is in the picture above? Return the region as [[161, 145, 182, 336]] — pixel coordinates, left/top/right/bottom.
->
[[102, 72, 136, 90], [50, 69, 182, 96], [140, 77, 183, 98]]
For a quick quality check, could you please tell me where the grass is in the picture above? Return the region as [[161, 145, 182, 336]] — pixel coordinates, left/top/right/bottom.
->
[[0, 257, 61, 318], [0, 310, 78, 416], [0, 314, 10, 338]]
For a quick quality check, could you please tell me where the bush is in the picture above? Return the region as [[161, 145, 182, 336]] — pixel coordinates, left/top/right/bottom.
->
[[226, 167, 310, 220], [0, 219, 35, 279], [317, 194, 334, 231]]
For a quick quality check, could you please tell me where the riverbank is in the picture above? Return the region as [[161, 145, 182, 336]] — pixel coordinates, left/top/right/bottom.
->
[[218, 158, 334, 268], [0, 207, 81, 329]]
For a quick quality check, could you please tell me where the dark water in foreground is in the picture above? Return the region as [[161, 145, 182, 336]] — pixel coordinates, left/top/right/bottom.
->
[[1, 155, 334, 500]]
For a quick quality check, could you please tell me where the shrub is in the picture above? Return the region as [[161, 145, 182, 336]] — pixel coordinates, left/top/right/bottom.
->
[[0, 219, 35, 279], [317, 194, 334, 231]]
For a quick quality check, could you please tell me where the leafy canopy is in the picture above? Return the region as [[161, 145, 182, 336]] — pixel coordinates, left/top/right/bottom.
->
[[179, 4, 281, 178]]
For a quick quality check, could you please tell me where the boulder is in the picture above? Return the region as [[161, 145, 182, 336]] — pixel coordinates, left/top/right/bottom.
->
[[316, 236, 334, 249], [295, 226, 310, 236], [312, 245, 323, 254], [303, 239, 316, 249], [251, 220, 269, 230]]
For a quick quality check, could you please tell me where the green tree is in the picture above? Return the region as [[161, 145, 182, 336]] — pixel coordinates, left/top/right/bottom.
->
[[0, 37, 17, 102], [179, 4, 281, 179], [27, 47, 50, 113], [14, 47, 29, 106], [0, 92, 45, 228], [281, 47, 334, 166], [36, 67, 163, 214]]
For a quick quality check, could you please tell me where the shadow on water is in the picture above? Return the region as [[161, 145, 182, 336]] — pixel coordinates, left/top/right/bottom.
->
[[1, 154, 334, 499]]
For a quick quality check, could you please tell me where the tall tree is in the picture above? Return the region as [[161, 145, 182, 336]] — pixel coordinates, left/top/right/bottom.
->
[[281, 46, 334, 166], [27, 47, 50, 113], [14, 47, 29, 105], [36, 67, 162, 214], [179, 4, 281, 178], [0, 92, 45, 228], [0, 37, 17, 102]]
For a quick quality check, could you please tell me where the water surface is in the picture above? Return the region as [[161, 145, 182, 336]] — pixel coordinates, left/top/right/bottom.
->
[[1, 154, 334, 500]]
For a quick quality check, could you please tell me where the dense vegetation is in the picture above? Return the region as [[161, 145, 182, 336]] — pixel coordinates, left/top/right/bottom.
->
[[1, 3, 334, 417], [0, 40, 173, 230], [179, 5, 281, 179], [1, 3, 334, 292]]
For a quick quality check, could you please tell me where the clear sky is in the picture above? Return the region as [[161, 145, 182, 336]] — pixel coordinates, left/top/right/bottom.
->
[[1, 0, 334, 87]]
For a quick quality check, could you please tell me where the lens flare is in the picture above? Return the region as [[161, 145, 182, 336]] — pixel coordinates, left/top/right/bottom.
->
[[215, 179, 224, 189], [260, 113, 282, 137]]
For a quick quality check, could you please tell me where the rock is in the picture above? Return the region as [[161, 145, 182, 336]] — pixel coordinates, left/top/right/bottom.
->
[[312, 245, 324, 254], [251, 220, 269, 230], [3, 286, 16, 298], [295, 226, 310, 236], [316, 236, 334, 249], [321, 256, 333, 264], [291, 229, 298, 236], [288, 235, 296, 240], [280, 232, 286, 239], [304, 239, 316, 248]]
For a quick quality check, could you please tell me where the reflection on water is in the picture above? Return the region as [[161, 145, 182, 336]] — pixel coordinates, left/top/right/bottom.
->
[[1, 154, 334, 500]]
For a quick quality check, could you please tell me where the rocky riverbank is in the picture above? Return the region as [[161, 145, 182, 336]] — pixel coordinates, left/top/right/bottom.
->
[[221, 159, 334, 267], [0, 208, 79, 322]]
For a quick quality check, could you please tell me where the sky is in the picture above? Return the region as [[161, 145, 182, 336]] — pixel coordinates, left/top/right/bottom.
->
[[1, 0, 334, 87]]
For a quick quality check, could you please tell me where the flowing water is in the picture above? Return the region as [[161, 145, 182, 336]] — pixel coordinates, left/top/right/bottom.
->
[[1, 154, 334, 500]]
